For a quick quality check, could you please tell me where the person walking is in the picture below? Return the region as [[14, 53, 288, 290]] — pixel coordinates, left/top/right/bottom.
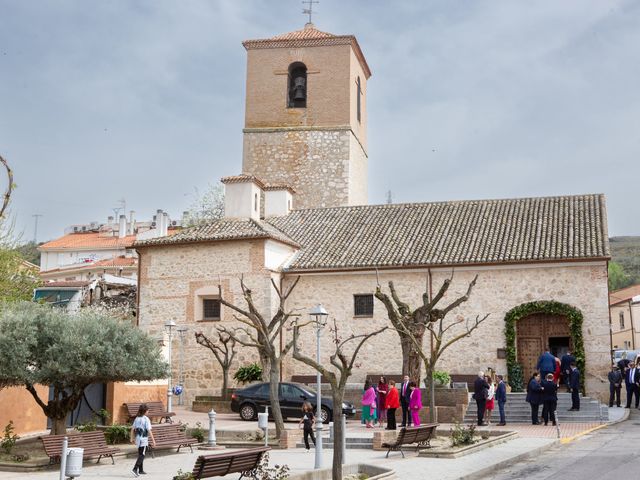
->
[[299, 401, 316, 451], [361, 379, 377, 428], [608, 363, 622, 407], [495, 375, 507, 426], [568, 362, 581, 411], [473, 371, 489, 426], [377, 376, 389, 429], [400, 374, 412, 427], [541, 372, 558, 426], [130, 403, 156, 477], [408, 381, 422, 427], [385, 379, 399, 430], [624, 361, 639, 408], [560, 350, 576, 392], [526, 372, 543, 425], [484, 376, 495, 425], [537, 349, 556, 380]]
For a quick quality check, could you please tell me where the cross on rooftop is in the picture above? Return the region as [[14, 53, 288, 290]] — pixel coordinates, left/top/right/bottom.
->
[[302, 0, 319, 24]]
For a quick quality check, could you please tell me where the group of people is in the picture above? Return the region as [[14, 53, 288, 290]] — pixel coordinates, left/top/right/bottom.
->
[[473, 371, 507, 426], [361, 375, 423, 430], [525, 349, 581, 425], [609, 352, 640, 409]]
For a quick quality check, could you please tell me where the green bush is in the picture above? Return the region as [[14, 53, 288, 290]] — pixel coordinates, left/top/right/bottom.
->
[[185, 422, 205, 443], [104, 424, 130, 445], [1, 421, 19, 454], [450, 422, 476, 447], [173, 469, 195, 480], [432, 371, 451, 386], [233, 363, 263, 384]]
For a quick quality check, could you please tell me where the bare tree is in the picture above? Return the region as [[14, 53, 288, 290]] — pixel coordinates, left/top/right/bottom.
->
[[195, 329, 237, 399], [293, 319, 386, 480], [217, 276, 300, 438], [0, 154, 13, 221], [376, 273, 489, 422]]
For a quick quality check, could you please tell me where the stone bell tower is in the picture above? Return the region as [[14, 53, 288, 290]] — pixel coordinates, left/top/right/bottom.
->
[[241, 23, 371, 209]]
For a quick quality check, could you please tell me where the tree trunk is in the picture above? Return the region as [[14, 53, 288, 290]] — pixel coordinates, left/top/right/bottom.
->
[[221, 366, 229, 400], [268, 360, 285, 439], [51, 416, 68, 435], [331, 388, 345, 480], [425, 365, 436, 423], [401, 335, 422, 382]]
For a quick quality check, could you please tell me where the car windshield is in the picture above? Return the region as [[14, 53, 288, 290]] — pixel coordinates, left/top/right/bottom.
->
[[295, 384, 316, 398]]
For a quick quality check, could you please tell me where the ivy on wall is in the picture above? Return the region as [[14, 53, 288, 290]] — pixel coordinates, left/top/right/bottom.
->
[[505, 300, 585, 393]]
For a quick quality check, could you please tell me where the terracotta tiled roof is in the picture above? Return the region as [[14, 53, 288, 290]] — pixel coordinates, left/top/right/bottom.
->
[[40, 280, 92, 288], [93, 256, 137, 268], [40, 256, 137, 275], [221, 174, 266, 188], [264, 184, 296, 194], [135, 218, 299, 248], [242, 23, 372, 79], [39, 232, 136, 250], [610, 284, 640, 306], [266, 194, 610, 271]]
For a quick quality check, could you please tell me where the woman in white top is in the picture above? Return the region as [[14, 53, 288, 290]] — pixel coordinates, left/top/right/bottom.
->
[[484, 376, 496, 425], [130, 404, 156, 477]]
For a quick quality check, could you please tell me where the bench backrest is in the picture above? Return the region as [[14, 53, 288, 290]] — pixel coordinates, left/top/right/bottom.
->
[[391, 424, 438, 447], [125, 401, 171, 417], [152, 423, 190, 440], [192, 447, 271, 479], [41, 431, 109, 457]]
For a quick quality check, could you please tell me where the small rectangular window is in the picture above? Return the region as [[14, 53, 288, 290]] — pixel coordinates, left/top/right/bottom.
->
[[203, 299, 221, 321], [354, 294, 374, 317]]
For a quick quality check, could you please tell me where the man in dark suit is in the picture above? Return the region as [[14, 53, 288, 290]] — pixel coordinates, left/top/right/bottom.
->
[[608, 363, 623, 408], [560, 350, 576, 392], [541, 373, 558, 426], [495, 375, 507, 426], [568, 362, 581, 411], [537, 349, 556, 380], [473, 371, 489, 426], [624, 362, 640, 408], [399, 374, 412, 427]]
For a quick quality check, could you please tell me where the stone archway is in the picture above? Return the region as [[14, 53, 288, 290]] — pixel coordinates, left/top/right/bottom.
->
[[516, 313, 572, 378]]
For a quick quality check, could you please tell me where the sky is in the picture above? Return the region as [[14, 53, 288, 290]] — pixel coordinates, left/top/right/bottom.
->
[[1, 0, 639, 242]]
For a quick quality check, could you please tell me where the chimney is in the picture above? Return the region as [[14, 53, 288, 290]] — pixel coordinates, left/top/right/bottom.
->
[[155, 209, 164, 238], [107, 215, 114, 225], [264, 185, 295, 217], [118, 215, 127, 238], [221, 174, 264, 221], [162, 212, 169, 236], [182, 211, 190, 226], [128, 211, 136, 235]]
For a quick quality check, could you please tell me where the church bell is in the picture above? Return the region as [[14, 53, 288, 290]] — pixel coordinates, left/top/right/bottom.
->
[[292, 76, 306, 101]]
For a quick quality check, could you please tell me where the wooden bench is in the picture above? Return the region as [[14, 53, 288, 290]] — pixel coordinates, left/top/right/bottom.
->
[[148, 423, 199, 458], [124, 401, 175, 424], [40, 431, 119, 465], [381, 423, 439, 458], [190, 446, 271, 479]]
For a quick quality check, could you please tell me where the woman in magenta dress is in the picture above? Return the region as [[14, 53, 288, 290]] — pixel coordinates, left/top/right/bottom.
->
[[361, 379, 377, 428], [408, 381, 422, 427]]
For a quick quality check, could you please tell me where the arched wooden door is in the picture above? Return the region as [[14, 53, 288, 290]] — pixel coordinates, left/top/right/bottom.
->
[[517, 314, 572, 378]]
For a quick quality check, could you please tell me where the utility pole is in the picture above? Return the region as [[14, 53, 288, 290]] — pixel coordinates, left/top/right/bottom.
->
[[32, 214, 43, 243]]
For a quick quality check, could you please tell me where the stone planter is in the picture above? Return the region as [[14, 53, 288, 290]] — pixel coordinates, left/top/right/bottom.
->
[[289, 463, 396, 480], [418, 430, 517, 458]]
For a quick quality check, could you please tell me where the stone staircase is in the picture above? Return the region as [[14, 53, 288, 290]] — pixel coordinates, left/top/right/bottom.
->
[[296, 435, 373, 449], [463, 392, 609, 423]]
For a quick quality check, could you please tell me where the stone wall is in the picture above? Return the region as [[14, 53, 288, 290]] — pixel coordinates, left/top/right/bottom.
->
[[243, 127, 367, 209]]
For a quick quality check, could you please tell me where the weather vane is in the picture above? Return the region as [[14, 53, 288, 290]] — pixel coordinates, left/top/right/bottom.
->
[[302, 0, 319, 24]]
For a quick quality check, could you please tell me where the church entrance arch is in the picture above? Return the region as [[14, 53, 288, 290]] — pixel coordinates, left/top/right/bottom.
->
[[516, 313, 572, 378]]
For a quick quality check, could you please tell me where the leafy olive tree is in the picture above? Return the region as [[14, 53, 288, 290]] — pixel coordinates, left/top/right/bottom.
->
[[0, 302, 168, 434]]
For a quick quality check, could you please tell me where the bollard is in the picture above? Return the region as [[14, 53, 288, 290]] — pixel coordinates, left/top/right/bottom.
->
[[59, 436, 68, 480], [208, 409, 217, 447]]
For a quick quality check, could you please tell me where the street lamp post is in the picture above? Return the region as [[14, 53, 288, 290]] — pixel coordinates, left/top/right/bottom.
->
[[177, 326, 188, 406], [164, 320, 177, 412], [309, 304, 328, 470]]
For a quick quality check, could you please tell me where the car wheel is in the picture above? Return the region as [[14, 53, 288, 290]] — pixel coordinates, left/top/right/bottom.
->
[[240, 403, 257, 421], [320, 406, 331, 424]]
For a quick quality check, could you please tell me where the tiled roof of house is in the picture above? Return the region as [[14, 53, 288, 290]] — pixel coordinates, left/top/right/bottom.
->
[[93, 256, 137, 268], [39, 232, 137, 250], [242, 23, 372, 79], [266, 194, 610, 271], [610, 284, 640, 306], [221, 174, 266, 188], [40, 280, 93, 288], [134, 218, 300, 248], [40, 256, 137, 276]]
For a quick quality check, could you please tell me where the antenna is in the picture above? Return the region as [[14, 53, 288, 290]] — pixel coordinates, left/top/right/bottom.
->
[[32, 214, 43, 243], [386, 190, 393, 204], [302, 0, 319, 24]]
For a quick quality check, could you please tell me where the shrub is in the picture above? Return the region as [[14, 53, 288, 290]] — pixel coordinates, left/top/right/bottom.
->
[[188, 422, 205, 443], [432, 371, 451, 386], [234, 363, 263, 384], [1, 421, 19, 454], [450, 422, 476, 447], [173, 469, 195, 480], [104, 424, 130, 444]]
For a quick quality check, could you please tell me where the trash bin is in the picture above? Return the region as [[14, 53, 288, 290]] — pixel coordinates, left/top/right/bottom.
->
[[65, 447, 83, 477], [257, 412, 268, 430]]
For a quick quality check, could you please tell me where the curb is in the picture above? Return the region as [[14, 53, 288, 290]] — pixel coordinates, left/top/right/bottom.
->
[[455, 439, 560, 480], [558, 408, 629, 445]]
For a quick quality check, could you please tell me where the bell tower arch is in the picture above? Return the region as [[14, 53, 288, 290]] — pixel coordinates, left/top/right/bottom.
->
[[241, 23, 371, 209]]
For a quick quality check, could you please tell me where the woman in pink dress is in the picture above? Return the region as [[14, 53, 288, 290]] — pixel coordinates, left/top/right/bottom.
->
[[408, 381, 422, 427], [361, 379, 377, 428]]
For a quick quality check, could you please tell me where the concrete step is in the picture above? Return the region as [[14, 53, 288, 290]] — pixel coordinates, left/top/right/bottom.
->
[[296, 436, 373, 450]]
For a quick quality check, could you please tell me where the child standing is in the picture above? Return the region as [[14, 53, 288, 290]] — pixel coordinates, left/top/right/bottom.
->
[[408, 381, 422, 427], [299, 402, 316, 451], [130, 403, 156, 477]]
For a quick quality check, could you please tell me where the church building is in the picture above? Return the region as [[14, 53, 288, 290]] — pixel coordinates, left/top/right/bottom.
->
[[135, 23, 611, 404]]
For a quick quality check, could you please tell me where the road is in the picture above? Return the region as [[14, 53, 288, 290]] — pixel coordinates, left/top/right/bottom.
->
[[490, 408, 640, 480]]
